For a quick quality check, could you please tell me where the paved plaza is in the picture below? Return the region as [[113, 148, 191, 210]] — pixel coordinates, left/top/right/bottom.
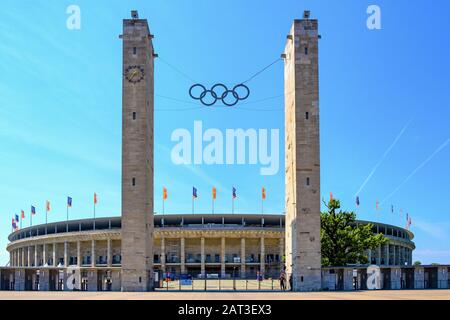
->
[[0, 290, 449, 300]]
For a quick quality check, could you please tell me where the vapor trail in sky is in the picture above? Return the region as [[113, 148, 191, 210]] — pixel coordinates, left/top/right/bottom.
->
[[354, 119, 413, 197], [381, 138, 450, 205]]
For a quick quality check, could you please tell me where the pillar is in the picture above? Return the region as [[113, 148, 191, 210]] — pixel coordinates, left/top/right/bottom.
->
[[279, 237, 285, 270], [438, 267, 449, 289], [377, 246, 381, 265], [64, 242, 69, 267], [200, 237, 205, 277], [77, 241, 81, 267], [120, 11, 155, 292], [43, 244, 47, 266], [107, 238, 112, 267], [368, 249, 372, 264], [87, 270, 98, 291], [385, 244, 389, 266], [52, 243, 56, 267], [414, 266, 425, 289], [21, 248, 25, 267], [180, 238, 186, 274], [260, 237, 265, 276], [91, 240, 96, 267], [160, 238, 166, 272], [284, 12, 322, 291], [240, 238, 246, 278], [221, 237, 226, 278], [34, 245, 38, 267], [14, 269, 25, 291], [27, 246, 31, 267]]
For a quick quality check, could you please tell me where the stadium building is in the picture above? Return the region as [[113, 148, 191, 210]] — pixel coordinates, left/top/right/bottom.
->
[[2, 214, 417, 291]]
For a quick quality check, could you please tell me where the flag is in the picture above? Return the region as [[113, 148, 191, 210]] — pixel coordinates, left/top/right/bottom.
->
[[67, 197, 72, 208], [163, 188, 167, 201], [15, 214, 19, 223], [46, 200, 51, 212], [94, 193, 98, 205], [12, 218, 16, 230], [391, 205, 394, 214], [330, 192, 333, 201], [212, 187, 217, 200], [232, 187, 237, 199], [31, 206, 36, 215], [262, 187, 266, 200], [192, 187, 197, 199], [21, 210, 25, 219], [356, 196, 360, 207], [376, 200, 380, 210]]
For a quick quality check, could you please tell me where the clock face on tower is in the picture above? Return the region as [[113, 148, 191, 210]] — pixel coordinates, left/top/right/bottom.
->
[[124, 65, 145, 84]]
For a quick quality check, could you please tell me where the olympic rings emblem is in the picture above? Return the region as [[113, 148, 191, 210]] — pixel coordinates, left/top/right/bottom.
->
[[189, 83, 250, 106]]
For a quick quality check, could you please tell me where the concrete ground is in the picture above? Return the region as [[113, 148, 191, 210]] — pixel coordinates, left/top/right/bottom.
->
[[0, 290, 449, 300]]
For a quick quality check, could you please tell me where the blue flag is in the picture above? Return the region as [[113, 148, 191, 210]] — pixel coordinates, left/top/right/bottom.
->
[[192, 187, 197, 199], [232, 187, 237, 199], [15, 214, 19, 223], [31, 206, 36, 215], [67, 197, 72, 207]]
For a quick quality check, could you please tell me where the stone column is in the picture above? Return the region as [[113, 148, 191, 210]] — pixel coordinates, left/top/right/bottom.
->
[[385, 244, 389, 266], [87, 270, 98, 291], [438, 267, 449, 289], [368, 249, 372, 264], [43, 244, 47, 266], [283, 13, 322, 292], [64, 242, 69, 267], [160, 238, 166, 272], [260, 237, 265, 276], [14, 269, 25, 291], [279, 237, 285, 269], [107, 238, 112, 267], [91, 240, 96, 267], [240, 238, 246, 278], [200, 237, 205, 277], [180, 238, 186, 274], [34, 245, 38, 267], [390, 268, 401, 289], [77, 241, 81, 267], [221, 237, 226, 278], [27, 246, 31, 267], [52, 243, 57, 267], [21, 248, 25, 267], [414, 267, 425, 289], [377, 246, 381, 265]]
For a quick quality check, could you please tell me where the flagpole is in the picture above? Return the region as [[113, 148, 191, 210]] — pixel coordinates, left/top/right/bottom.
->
[[192, 197, 194, 215], [93, 202, 96, 231], [212, 197, 214, 214], [46, 208, 48, 235], [232, 198, 234, 214], [66, 205, 69, 233], [162, 199, 165, 215]]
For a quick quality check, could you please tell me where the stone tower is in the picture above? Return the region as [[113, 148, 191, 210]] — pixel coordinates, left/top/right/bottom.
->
[[120, 11, 155, 292], [284, 11, 322, 291]]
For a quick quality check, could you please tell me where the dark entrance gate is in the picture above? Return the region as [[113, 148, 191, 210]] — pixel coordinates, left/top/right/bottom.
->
[[382, 269, 391, 289]]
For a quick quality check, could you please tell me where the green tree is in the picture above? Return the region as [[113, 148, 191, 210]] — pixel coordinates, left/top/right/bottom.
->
[[321, 199, 388, 266], [413, 261, 422, 266]]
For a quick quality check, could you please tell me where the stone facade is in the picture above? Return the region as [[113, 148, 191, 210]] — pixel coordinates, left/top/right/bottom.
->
[[284, 12, 322, 291], [121, 11, 155, 291]]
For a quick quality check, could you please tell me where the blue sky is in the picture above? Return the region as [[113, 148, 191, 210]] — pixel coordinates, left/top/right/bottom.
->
[[0, 0, 449, 265]]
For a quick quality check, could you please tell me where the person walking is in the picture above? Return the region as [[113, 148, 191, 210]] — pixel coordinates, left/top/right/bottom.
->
[[279, 271, 286, 291]]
